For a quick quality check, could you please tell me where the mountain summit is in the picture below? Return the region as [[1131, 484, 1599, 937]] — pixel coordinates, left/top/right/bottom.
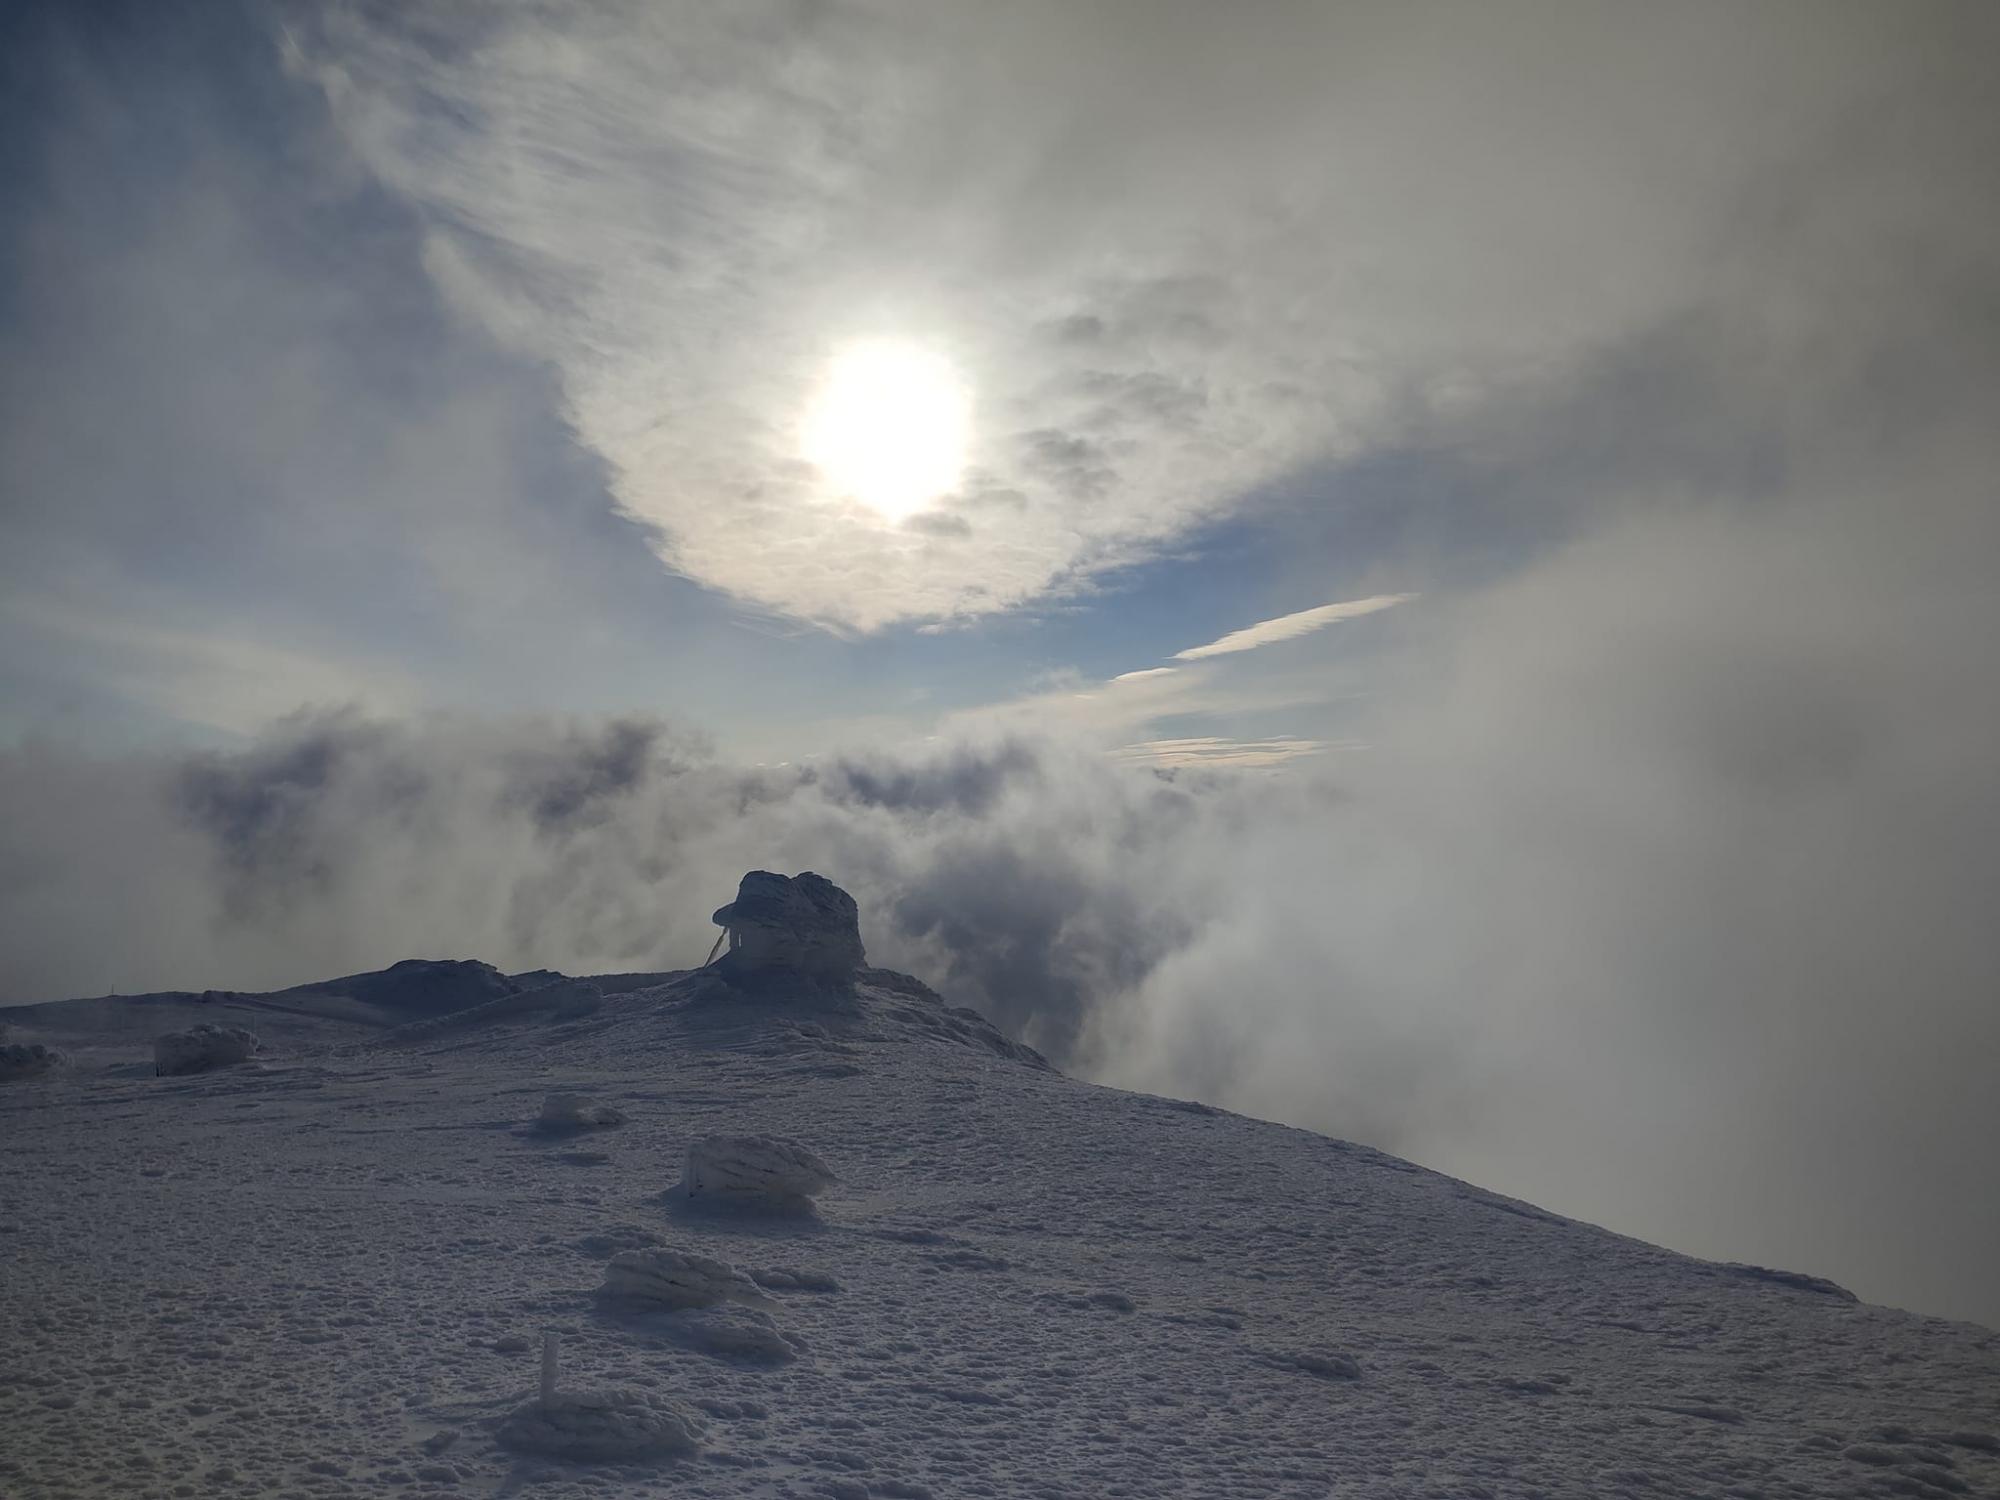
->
[[1, 877, 1996, 1496], [708, 870, 867, 983]]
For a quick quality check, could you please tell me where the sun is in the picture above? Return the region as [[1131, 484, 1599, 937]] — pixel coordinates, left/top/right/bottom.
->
[[800, 340, 970, 521]]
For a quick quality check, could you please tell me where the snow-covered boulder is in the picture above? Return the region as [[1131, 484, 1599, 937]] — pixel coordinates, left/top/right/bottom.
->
[[497, 1388, 702, 1462], [153, 1024, 260, 1077], [534, 1093, 626, 1134], [0, 1043, 66, 1082], [709, 870, 865, 981], [682, 1133, 835, 1210], [598, 1247, 763, 1309]]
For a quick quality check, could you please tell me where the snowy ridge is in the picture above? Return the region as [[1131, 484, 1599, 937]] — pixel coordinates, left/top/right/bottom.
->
[[2, 958, 1997, 1498]]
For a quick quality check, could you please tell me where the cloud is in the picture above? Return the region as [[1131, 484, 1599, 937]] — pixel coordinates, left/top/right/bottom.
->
[[1, 599, 417, 737], [1171, 595, 1416, 662], [1107, 736, 1333, 770], [280, 1, 1955, 631], [7, 0, 2000, 1339]]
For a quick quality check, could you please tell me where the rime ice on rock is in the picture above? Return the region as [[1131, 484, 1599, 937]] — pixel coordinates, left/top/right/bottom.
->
[[153, 1024, 260, 1076], [709, 870, 865, 982], [683, 1133, 836, 1210]]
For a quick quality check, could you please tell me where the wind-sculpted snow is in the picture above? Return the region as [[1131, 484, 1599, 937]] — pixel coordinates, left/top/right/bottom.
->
[[2, 964, 1998, 1498]]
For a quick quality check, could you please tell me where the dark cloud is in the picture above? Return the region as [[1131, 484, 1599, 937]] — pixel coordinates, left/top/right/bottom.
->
[[818, 739, 1041, 819]]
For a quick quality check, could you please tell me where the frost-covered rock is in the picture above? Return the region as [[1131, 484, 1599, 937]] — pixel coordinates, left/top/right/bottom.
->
[[496, 1388, 702, 1462], [535, 1093, 626, 1133], [153, 1024, 260, 1076], [0, 1043, 66, 1082], [599, 1248, 763, 1309], [709, 870, 865, 981], [683, 1133, 835, 1209]]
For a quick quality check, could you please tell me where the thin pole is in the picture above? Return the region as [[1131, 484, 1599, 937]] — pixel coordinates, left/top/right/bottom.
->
[[540, 1331, 558, 1407]]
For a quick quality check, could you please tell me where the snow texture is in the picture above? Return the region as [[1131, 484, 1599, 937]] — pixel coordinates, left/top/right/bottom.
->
[[598, 1247, 764, 1310], [151, 1024, 259, 1076], [3, 948, 1998, 1498], [683, 1133, 836, 1210], [496, 1388, 703, 1462], [536, 1092, 626, 1133]]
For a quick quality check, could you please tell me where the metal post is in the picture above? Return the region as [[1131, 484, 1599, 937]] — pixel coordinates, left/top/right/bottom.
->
[[540, 1331, 558, 1407]]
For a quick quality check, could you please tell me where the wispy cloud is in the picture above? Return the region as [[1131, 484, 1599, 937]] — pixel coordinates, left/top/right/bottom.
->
[[1108, 735, 1335, 770], [1173, 594, 1415, 662]]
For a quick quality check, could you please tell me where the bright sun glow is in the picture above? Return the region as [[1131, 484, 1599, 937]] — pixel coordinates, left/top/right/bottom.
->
[[801, 340, 970, 521]]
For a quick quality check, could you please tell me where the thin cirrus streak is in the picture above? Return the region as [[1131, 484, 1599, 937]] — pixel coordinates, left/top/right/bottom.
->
[[1171, 595, 1416, 662]]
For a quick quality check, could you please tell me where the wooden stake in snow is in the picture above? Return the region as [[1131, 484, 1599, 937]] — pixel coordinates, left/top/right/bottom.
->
[[540, 1331, 559, 1408]]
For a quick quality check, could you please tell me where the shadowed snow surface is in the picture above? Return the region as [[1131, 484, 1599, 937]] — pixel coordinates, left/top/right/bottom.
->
[[2, 964, 1997, 1498]]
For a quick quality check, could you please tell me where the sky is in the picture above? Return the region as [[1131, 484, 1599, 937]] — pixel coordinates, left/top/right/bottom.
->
[[3, 1, 1998, 1327]]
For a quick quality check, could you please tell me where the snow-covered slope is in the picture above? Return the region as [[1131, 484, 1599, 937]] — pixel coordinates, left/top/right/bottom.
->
[[3, 963, 1996, 1499]]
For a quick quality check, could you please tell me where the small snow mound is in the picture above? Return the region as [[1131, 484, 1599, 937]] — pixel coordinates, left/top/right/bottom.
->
[[153, 1024, 259, 1076], [0, 1043, 67, 1081], [683, 1133, 835, 1210], [663, 1306, 801, 1365], [496, 1388, 702, 1463], [600, 1248, 763, 1309], [750, 1265, 842, 1294], [1264, 1349, 1362, 1379], [535, 1093, 626, 1133]]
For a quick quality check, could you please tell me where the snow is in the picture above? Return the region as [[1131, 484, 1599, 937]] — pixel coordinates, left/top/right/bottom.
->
[[2, 959, 1998, 1498], [682, 1134, 837, 1211], [599, 1248, 766, 1310], [151, 1023, 260, 1076], [536, 1093, 626, 1134], [0, 1041, 66, 1081], [497, 1387, 703, 1462]]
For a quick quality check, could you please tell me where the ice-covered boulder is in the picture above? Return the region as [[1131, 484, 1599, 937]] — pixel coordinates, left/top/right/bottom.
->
[[153, 1024, 260, 1077], [599, 1247, 763, 1309], [709, 870, 865, 981], [682, 1133, 835, 1210], [534, 1092, 626, 1134], [497, 1388, 702, 1462], [0, 1043, 66, 1082]]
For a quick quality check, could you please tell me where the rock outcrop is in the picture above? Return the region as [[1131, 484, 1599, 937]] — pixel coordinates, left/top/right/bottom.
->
[[153, 1024, 259, 1077], [709, 870, 865, 982]]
